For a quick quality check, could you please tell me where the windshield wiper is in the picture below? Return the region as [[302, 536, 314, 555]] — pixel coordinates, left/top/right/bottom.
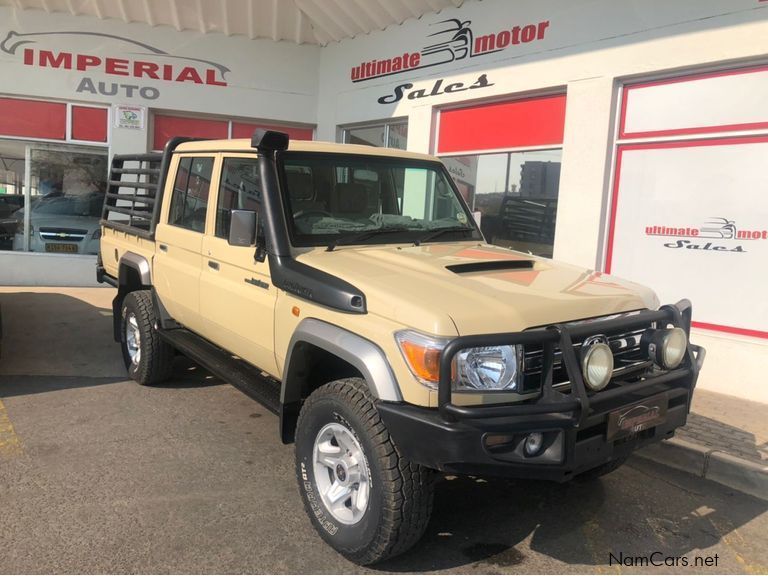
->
[[416, 226, 475, 245], [326, 226, 415, 252]]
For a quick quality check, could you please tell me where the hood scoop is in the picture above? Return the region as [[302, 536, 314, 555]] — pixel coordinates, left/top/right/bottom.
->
[[446, 260, 535, 274]]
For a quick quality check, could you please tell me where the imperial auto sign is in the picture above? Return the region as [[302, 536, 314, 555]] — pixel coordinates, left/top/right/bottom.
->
[[0, 30, 229, 100]]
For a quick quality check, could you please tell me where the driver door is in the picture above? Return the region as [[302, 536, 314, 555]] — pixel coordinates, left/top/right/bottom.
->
[[199, 154, 278, 376]]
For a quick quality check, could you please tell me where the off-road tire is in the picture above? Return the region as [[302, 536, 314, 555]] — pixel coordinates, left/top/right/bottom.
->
[[295, 378, 434, 565], [120, 290, 174, 385], [576, 455, 628, 481]]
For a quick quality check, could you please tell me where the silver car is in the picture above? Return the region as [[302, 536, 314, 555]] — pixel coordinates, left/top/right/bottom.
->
[[13, 193, 103, 255]]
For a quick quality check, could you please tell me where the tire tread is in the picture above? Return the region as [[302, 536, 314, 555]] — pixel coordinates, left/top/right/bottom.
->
[[122, 290, 174, 385], [296, 377, 434, 565]]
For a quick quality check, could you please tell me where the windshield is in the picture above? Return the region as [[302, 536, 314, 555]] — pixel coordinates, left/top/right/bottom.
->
[[28, 194, 103, 218], [280, 153, 481, 247]]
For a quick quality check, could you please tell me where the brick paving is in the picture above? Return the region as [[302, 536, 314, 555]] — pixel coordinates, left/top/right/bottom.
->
[[677, 389, 768, 464]]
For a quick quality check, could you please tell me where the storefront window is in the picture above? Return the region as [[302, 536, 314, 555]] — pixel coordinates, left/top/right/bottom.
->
[[342, 120, 408, 150], [441, 149, 562, 258], [0, 140, 107, 254]]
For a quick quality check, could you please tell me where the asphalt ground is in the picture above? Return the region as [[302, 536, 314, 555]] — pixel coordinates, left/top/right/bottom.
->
[[1, 288, 767, 574]]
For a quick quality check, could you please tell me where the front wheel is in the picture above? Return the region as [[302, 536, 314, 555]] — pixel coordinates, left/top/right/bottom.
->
[[120, 290, 174, 385], [576, 455, 628, 481], [295, 378, 434, 565]]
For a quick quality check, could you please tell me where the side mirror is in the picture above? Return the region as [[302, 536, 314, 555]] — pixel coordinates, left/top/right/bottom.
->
[[228, 209, 257, 246]]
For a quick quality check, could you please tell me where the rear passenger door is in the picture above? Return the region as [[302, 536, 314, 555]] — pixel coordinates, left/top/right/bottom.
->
[[154, 154, 216, 333], [200, 154, 278, 376]]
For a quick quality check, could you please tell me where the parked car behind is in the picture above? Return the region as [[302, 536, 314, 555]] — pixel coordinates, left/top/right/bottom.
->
[[13, 192, 103, 254], [0, 194, 24, 250]]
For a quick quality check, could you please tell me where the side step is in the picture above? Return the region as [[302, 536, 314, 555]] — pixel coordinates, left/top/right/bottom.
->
[[159, 328, 281, 414]]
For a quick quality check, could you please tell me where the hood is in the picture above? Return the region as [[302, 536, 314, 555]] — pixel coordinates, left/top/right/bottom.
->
[[295, 243, 659, 336], [28, 214, 101, 231]]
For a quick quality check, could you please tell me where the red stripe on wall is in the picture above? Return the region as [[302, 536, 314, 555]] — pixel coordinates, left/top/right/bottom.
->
[[153, 115, 228, 150], [71, 106, 108, 142], [437, 94, 567, 154], [231, 122, 314, 141], [0, 97, 66, 140]]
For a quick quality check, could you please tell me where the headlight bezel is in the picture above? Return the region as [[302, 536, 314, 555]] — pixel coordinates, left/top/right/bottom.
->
[[394, 329, 525, 393], [453, 344, 524, 392]]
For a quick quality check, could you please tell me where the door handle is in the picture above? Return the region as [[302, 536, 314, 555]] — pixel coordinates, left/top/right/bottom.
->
[[159, 244, 168, 252], [208, 260, 220, 271]]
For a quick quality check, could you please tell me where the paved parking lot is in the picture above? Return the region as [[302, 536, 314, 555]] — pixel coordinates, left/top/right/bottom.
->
[[1, 288, 767, 574]]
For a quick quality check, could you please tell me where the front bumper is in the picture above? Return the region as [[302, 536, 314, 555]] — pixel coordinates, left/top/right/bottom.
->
[[379, 300, 706, 481]]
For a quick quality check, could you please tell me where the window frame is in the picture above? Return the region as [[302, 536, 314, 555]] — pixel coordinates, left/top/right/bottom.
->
[[213, 154, 263, 241], [166, 154, 216, 234], [340, 119, 409, 150]]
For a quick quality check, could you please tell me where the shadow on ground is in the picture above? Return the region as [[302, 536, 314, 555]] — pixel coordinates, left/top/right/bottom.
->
[[0, 290, 226, 396], [376, 461, 768, 572]]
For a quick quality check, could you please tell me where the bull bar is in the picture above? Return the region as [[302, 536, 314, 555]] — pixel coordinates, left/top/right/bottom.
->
[[437, 299, 706, 424]]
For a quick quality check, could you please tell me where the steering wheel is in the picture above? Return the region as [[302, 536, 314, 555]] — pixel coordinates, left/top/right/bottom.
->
[[294, 209, 333, 219]]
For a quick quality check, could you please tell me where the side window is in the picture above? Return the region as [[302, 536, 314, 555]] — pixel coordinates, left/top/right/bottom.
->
[[215, 157, 261, 239], [168, 156, 214, 233]]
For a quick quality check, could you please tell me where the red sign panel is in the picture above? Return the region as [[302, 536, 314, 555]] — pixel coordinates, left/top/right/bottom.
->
[[438, 94, 566, 154], [231, 122, 313, 141], [153, 115, 228, 150], [71, 106, 108, 142], [0, 97, 66, 140]]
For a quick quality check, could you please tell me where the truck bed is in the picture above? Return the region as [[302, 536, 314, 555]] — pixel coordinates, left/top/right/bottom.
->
[[99, 153, 164, 280]]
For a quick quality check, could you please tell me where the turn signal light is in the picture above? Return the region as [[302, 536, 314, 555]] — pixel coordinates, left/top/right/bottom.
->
[[399, 340, 441, 384]]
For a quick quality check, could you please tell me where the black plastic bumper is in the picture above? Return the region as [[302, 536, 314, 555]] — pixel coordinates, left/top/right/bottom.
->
[[379, 300, 705, 482]]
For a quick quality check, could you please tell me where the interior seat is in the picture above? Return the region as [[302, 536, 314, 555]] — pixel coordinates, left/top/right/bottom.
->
[[330, 182, 370, 220]]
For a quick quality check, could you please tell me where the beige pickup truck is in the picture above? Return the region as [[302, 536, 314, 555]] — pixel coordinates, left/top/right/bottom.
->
[[97, 131, 705, 564]]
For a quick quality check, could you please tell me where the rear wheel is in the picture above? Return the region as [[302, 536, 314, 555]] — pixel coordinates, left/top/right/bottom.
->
[[295, 378, 434, 565], [120, 290, 174, 385]]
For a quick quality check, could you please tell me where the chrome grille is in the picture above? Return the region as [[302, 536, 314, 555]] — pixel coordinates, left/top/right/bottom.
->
[[39, 227, 88, 242], [522, 316, 656, 393]]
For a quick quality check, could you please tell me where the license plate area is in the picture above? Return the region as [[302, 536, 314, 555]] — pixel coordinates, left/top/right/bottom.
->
[[607, 393, 668, 441], [45, 243, 78, 253]]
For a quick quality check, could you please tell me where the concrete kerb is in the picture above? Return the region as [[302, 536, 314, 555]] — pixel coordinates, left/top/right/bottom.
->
[[635, 437, 768, 501]]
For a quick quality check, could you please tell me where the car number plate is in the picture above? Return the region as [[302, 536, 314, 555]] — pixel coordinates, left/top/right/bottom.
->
[[45, 243, 79, 253], [607, 393, 668, 441]]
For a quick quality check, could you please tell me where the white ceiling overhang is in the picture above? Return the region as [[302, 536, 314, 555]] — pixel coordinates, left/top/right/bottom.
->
[[0, 0, 468, 45]]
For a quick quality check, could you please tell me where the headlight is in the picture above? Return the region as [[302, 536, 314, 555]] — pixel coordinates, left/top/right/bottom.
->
[[92, 228, 102, 240], [395, 330, 522, 392], [455, 345, 521, 391], [644, 327, 687, 369], [582, 342, 613, 391], [16, 219, 30, 236]]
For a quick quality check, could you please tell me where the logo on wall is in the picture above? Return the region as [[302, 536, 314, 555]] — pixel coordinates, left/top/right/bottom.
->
[[646, 217, 768, 253], [0, 30, 230, 101], [377, 73, 493, 104], [351, 17, 550, 83]]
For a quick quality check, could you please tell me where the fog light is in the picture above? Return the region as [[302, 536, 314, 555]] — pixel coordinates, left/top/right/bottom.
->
[[582, 342, 613, 391], [524, 432, 544, 456], [644, 327, 688, 369]]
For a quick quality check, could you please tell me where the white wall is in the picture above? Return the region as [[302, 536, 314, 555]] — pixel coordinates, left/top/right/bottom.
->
[[0, 6, 321, 157], [0, 253, 100, 287], [0, 6, 321, 286], [2, 1, 768, 401], [315, 0, 768, 402]]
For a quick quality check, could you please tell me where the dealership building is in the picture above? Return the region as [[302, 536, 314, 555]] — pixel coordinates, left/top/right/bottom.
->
[[0, 0, 766, 402]]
